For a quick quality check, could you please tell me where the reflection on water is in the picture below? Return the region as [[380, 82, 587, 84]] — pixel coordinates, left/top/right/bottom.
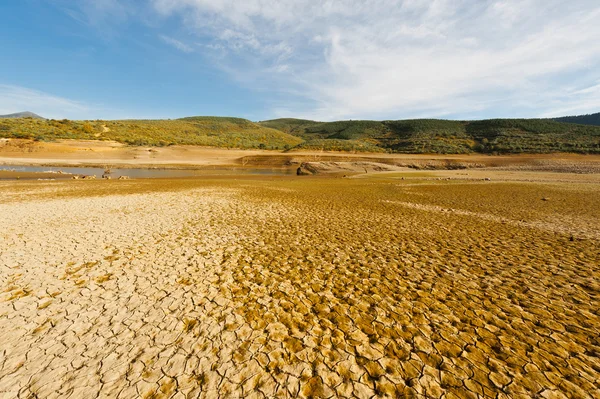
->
[[0, 165, 295, 179]]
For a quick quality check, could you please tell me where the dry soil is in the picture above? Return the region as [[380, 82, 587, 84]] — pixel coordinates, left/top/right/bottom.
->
[[0, 166, 599, 398]]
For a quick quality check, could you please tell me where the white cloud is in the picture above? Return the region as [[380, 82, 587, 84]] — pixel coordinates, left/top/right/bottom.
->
[[147, 0, 600, 119], [160, 35, 194, 53], [0, 85, 90, 119]]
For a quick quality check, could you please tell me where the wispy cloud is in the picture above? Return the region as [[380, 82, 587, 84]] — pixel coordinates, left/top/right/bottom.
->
[[538, 81, 600, 118], [149, 0, 600, 120], [49, 0, 600, 119], [0, 84, 89, 119], [58, 0, 133, 31], [160, 35, 194, 53]]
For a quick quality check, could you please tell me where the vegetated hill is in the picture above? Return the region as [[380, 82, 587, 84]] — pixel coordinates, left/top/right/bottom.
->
[[0, 111, 45, 119], [1, 115, 598, 153], [258, 118, 321, 135], [553, 112, 600, 126], [0, 116, 302, 150], [259, 118, 600, 154]]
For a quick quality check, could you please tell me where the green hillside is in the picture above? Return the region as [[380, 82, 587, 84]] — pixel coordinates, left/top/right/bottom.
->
[[0, 116, 303, 150], [259, 118, 600, 154], [553, 112, 600, 127], [1, 115, 598, 154], [258, 118, 317, 135]]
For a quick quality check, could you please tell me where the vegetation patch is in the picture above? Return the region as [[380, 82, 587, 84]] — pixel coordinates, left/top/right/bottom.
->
[[0, 117, 302, 149]]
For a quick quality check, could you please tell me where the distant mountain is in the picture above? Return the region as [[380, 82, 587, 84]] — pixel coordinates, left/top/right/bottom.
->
[[0, 111, 45, 120], [553, 112, 600, 126]]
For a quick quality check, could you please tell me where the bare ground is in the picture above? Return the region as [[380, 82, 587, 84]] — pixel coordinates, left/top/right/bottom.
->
[[2, 139, 600, 173], [0, 163, 599, 398]]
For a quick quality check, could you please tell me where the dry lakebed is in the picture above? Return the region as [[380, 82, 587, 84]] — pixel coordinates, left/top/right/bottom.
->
[[1, 156, 599, 398]]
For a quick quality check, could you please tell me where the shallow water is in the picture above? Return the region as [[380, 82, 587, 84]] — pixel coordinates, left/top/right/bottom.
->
[[0, 165, 295, 179]]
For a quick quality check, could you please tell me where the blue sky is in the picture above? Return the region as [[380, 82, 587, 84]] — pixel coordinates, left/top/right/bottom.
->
[[1, 0, 600, 121]]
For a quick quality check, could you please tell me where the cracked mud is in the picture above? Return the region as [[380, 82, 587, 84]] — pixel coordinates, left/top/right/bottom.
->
[[1, 176, 599, 398]]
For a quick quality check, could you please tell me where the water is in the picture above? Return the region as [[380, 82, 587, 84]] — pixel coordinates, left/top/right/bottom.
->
[[0, 165, 295, 179]]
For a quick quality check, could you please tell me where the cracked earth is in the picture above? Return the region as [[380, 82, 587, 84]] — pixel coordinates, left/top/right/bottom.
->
[[0, 176, 599, 398]]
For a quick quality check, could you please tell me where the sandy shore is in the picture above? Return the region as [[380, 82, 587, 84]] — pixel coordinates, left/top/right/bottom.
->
[[0, 139, 268, 168], [2, 139, 600, 171]]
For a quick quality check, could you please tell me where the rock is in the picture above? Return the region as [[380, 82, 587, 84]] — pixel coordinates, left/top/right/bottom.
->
[[296, 165, 312, 176]]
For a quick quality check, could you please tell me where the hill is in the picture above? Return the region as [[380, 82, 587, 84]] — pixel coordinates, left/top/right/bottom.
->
[[0, 111, 45, 119], [1, 115, 598, 154], [0, 116, 302, 150], [553, 112, 600, 127], [259, 118, 600, 154]]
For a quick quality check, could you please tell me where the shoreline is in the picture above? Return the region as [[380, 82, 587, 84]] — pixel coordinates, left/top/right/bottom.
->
[[2, 139, 600, 180], [2, 138, 600, 168]]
